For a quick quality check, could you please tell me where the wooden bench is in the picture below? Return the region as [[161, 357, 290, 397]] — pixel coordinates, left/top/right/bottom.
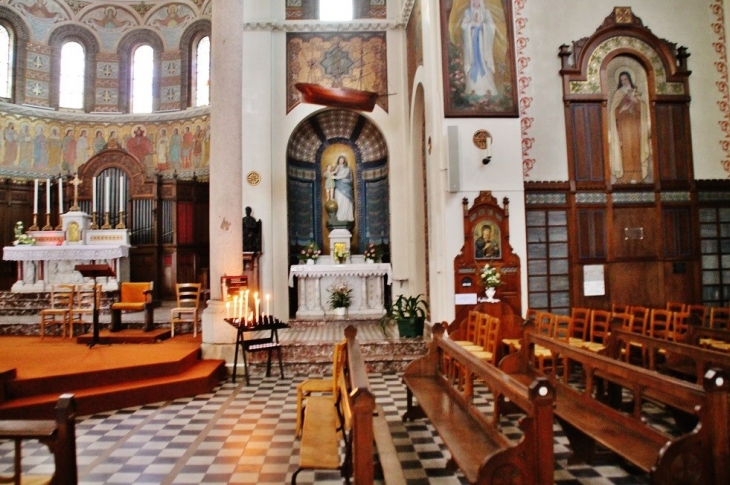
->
[[294, 325, 404, 485], [500, 327, 730, 484], [402, 322, 555, 485], [0, 394, 77, 485]]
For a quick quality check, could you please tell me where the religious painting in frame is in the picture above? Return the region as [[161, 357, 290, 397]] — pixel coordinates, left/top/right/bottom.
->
[[473, 219, 501, 259], [440, 0, 518, 117]]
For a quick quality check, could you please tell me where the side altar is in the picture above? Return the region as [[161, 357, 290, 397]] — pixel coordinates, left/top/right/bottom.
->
[[288, 260, 392, 319], [2, 176, 130, 292]]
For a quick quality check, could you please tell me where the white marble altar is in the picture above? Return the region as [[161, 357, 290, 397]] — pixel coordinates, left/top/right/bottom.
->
[[3, 244, 130, 292], [288, 262, 392, 319]]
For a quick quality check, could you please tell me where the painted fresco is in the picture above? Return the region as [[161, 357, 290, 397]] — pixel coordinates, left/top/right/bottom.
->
[[406, 0, 423, 104], [286, 32, 388, 113], [0, 110, 210, 179]]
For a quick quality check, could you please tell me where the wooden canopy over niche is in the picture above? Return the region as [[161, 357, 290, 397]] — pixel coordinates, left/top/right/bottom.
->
[[452, 192, 522, 339]]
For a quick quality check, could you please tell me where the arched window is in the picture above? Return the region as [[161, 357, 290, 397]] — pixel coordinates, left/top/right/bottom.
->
[[320, 0, 353, 21], [59, 41, 84, 109], [0, 24, 13, 99], [194, 35, 210, 107], [132, 44, 154, 113]]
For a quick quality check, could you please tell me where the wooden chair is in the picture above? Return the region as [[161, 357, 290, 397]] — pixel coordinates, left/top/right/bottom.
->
[[295, 339, 347, 438], [110, 282, 154, 332], [647, 308, 673, 369], [687, 304, 708, 327], [709, 307, 730, 330], [672, 312, 691, 342], [569, 307, 591, 346], [40, 285, 75, 338], [611, 303, 630, 314], [628, 306, 649, 335], [67, 284, 100, 338], [552, 315, 573, 378], [666, 301, 687, 313], [582, 309, 611, 353], [453, 310, 480, 348], [470, 316, 501, 365], [170, 283, 202, 337]]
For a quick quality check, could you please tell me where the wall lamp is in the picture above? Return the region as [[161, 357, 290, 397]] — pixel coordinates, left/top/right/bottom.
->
[[472, 129, 493, 165]]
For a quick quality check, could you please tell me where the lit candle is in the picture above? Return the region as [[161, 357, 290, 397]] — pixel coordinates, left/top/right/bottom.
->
[[33, 179, 38, 214], [244, 290, 249, 320], [233, 296, 239, 321], [58, 176, 63, 214], [266, 294, 270, 317], [119, 176, 124, 211], [92, 177, 97, 213], [255, 296, 260, 323], [226, 301, 230, 319], [46, 179, 51, 214], [104, 176, 110, 213]]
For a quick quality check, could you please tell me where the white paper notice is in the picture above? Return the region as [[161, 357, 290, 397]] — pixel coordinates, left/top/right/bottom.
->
[[583, 265, 605, 296], [455, 293, 478, 305]]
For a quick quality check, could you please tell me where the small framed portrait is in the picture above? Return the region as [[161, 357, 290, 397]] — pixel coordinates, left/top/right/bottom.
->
[[473, 221, 501, 259]]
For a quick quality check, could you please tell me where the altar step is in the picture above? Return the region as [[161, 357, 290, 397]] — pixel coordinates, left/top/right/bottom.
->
[[0, 335, 227, 420]]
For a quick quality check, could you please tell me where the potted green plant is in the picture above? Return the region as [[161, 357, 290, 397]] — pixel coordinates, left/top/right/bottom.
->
[[380, 294, 429, 338]]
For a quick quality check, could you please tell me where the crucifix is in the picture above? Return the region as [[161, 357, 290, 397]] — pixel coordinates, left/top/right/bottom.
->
[[70, 173, 82, 211]]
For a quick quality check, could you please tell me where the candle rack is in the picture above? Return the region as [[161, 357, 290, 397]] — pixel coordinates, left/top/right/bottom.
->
[[41, 213, 52, 231], [28, 213, 39, 231], [101, 211, 111, 230]]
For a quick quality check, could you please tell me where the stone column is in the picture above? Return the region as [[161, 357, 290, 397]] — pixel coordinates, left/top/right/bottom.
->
[[201, 0, 243, 358]]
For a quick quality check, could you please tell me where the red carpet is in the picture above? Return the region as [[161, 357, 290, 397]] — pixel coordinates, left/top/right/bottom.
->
[[0, 334, 227, 419]]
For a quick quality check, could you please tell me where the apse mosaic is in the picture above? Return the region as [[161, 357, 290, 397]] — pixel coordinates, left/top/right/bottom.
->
[[0, 110, 210, 179]]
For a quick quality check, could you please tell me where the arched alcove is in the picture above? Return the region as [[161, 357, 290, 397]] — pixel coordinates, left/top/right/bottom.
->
[[286, 108, 390, 262]]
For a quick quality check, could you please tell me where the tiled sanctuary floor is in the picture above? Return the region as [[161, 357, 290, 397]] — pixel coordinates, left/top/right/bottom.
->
[[0, 371, 654, 485]]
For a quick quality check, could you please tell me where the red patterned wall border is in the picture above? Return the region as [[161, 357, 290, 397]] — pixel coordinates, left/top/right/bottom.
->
[[711, 0, 730, 176], [514, 0, 535, 177]]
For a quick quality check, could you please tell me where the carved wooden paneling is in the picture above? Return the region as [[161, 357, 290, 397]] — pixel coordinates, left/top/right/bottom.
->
[[570, 104, 605, 183], [612, 207, 658, 260], [662, 206, 692, 258], [576, 209, 606, 260], [655, 103, 692, 183], [608, 262, 664, 307]]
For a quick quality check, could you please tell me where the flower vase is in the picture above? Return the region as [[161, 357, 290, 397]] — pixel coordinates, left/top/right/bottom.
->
[[365, 258, 374, 264], [306, 259, 314, 265], [485, 287, 499, 303], [334, 307, 346, 317]]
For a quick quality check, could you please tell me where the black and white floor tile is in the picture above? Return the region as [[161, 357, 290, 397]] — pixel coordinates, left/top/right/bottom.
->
[[0, 372, 654, 484]]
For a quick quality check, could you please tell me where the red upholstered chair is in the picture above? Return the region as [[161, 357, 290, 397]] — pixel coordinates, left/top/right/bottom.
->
[[110, 282, 154, 332]]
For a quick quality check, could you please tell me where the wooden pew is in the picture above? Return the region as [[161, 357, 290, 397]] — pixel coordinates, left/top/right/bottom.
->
[[294, 326, 404, 485], [403, 322, 554, 485], [0, 394, 77, 485], [500, 328, 730, 484]]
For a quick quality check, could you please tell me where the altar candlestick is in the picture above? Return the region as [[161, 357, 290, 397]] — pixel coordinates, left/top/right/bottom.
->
[[266, 294, 270, 317], [58, 177, 63, 214], [33, 179, 38, 213], [104, 176, 110, 213], [119, 176, 124, 209]]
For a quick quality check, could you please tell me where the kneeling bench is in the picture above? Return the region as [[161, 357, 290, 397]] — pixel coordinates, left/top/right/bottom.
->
[[110, 282, 154, 332]]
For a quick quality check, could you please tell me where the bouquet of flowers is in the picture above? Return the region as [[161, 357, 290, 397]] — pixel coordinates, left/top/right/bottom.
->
[[328, 280, 352, 309], [334, 247, 349, 263], [298, 242, 321, 262], [363, 243, 383, 262], [480, 264, 502, 288]]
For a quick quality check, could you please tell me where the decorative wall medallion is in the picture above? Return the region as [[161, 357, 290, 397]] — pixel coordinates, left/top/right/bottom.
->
[[247, 171, 261, 186], [473, 130, 489, 150]]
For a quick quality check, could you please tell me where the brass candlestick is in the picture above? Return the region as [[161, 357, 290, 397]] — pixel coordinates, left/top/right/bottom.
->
[[42, 213, 52, 231], [115, 211, 126, 229], [29, 213, 39, 231], [101, 211, 111, 229], [90, 212, 98, 230], [55, 212, 63, 231]]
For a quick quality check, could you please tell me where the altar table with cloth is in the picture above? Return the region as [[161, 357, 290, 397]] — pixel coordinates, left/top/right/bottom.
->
[[288, 262, 392, 319]]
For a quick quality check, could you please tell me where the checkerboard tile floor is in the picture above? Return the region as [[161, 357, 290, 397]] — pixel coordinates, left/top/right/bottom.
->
[[0, 372, 654, 484]]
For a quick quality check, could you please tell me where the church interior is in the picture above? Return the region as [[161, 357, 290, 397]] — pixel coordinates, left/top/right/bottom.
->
[[2, 0, 730, 483]]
